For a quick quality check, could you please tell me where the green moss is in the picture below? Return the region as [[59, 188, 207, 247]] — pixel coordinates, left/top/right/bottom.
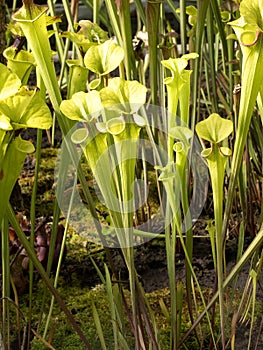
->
[[15, 271, 263, 350], [27, 283, 133, 349], [19, 148, 58, 216]]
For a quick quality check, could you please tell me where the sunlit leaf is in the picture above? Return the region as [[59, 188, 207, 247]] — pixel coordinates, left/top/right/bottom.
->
[[0, 87, 52, 129], [185, 5, 197, 26], [95, 122, 107, 133], [224, 0, 263, 237], [220, 147, 232, 157], [0, 115, 13, 131], [221, 10, 231, 23], [6, 21, 24, 37], [196, 113, 233, 144], [173, 141, 183, 153], [239, 0, 263, 29], [66, 59, 89, 97], [4, 46, 35, 65], [100, 77, 147, 116], [89, 78, 102, 90], [201, 148, 212, 158], [84, 40, 124, 76], [0, 63, 21, 100], [161, 53, 198, 120], [133, 114, 145, 127], [155, 162, 176, 182], [12, 2, 63, 119], [60, 90, 102, 122]]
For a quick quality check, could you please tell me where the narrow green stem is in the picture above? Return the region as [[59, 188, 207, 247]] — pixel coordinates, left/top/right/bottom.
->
[[117, 0, 136, 80], [46, 0, 65, 63], [165, 222, 178, 350], [104, 0, 123, 46], [161, 173, 181, 349], [206, 4, 218, 113], [146, 0, 161, 105], [93, 0, 99, 24], [210, 0, 228, 73], [179, 0, 187, 55], [208, 146, 226, 349], [190, 0, 209, 129]]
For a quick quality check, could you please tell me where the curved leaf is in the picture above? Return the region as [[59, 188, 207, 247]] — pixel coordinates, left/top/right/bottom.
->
[[240, 28, 261, 46], [220, 147, 232, 157], [84, 40, 124, 75], [0, 136, 34, 223], [133, 114, 146, 127], [3, 46, 35, 83], [0, 63, 21, 100], [100, 77, 147, 116], [4, 46, 35, 64], [229, 0, 263, 47], [155, 162, 176, 182], [196, 113, 233, 144], [66, 60, 89, 98], [0, 87, 52, 129], [161, 53, 199, 85], [15, 136, 35, 153], [240, 0, 263, 29], [71, 128, 89, 144], [106, 117, 125, 135], [60, 90, 102, 122]]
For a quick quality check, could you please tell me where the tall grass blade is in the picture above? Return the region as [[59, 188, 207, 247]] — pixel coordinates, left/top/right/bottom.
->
[[92, 302, 108, 350], [190, 0, 209, 130], [146, 0, 161, 105], [115, 0, 136, 80], [104, 0, 123, 46]]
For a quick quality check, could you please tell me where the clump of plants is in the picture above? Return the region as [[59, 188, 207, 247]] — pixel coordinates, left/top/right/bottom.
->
[[1, 0, 263, 349]]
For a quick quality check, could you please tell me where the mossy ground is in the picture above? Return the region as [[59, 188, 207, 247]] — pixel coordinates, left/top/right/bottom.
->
[[9, 228, 261, 349], [10, 147, 263, 349], [19, 280, 216, 349]]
